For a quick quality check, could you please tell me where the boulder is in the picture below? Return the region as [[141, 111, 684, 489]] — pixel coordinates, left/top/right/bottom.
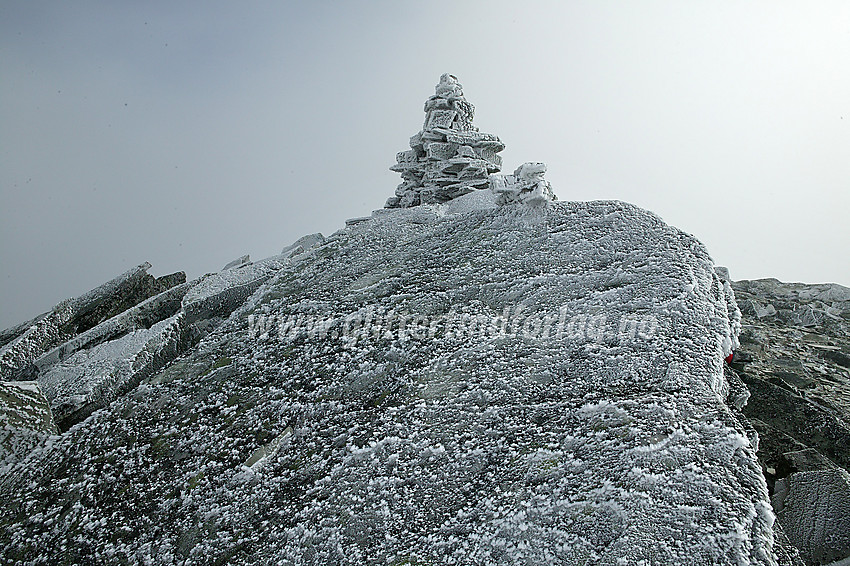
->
[[773, 468, 850, 565], [280, 233, 325, 258], [221, 255, 251, 271], [0, 201, 776, 564]]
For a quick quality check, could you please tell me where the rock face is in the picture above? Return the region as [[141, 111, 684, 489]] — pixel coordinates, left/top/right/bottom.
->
[[0, 201, 778, 565], [386, 74, 505, 208], [772, 467, 850, 565], [729, 279, 850, 565]]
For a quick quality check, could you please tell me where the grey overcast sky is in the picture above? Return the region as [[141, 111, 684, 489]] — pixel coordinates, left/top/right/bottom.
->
[[1, 1, 849, 329]]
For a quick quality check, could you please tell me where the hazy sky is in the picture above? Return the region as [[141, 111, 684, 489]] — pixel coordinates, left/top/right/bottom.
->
[[2, 1, 849, 329]]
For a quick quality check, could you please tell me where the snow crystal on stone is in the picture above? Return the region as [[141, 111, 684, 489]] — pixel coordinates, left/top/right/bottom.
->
[[37, 314, 184, 425], [0, 201, 776, 565]]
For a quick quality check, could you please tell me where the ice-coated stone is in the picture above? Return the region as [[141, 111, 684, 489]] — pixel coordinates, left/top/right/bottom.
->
[[0, 314, 48, 350], [281, 233, 325, 258], [386, 74, 505, 208], [729, 278, 850, 476], [0, 200, 778, 564], [772, 523, 807, 566], [33, 281, 193, 375], [242, 426, 292, 470], [715, 266, 742, 353], [7, 254, 299, 436], [490, 162, 558, 205], [0, 380, 57, 473], [37, 313, 188, 429], [0, 263, 185, 381], [440, 185, 500, 215], [182, 256, 289, 325]]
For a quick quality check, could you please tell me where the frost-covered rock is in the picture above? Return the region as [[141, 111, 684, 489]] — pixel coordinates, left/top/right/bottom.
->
[[0, 380, 57, 473], [0, 307, 71, 382], [33, 280, 192, 375], [386, 74, 505, 208], [182, 255, 290, 325], [490, 162, 558, 205], [772, 468, 850, 565], [729, 279, 850, 476], [386, 75, 562, 210], [281, 233, 325, 258], [30, 255, 300, 430], [37, 313, 188, 429], [221, 254, 251, 271], [0, 201, 777, 565], [728, 278, 850, 564], [0, 263, 185, 381]]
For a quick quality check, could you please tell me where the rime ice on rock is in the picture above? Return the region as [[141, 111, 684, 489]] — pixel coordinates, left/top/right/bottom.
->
[[0, 204, 779, 564], [490, 162, 557, 205], [0, 381, 57, 471], [387, 75, 558, 209], [386, 74, 505, 208]]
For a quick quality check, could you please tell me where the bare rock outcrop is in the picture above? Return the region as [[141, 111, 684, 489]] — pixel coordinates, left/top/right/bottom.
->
[[729, 278, 850, 565]]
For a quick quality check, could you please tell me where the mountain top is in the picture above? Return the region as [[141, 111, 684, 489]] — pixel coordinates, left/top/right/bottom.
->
[[1, 74, 848, 565], [1, 200, 785, 565]]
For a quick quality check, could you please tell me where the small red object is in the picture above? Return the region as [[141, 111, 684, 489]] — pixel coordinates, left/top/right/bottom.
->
[[725, 352, 735, 364]]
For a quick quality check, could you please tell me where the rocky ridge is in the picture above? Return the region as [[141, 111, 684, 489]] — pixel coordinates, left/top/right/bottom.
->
[[1, 201, 846, 565], [1, 72, 847, 565]]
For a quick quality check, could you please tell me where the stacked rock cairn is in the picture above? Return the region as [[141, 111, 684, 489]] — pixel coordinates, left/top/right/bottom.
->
[[386, 74, 505, 208]]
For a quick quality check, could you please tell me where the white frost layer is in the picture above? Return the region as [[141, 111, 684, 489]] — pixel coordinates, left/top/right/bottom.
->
[[183, 256, 288, 308], [0, 201, 770, 565], [37, 314, 182, 421]]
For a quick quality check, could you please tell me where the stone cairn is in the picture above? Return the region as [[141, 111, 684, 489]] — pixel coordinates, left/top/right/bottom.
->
[[386, 74, 505, 208]]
